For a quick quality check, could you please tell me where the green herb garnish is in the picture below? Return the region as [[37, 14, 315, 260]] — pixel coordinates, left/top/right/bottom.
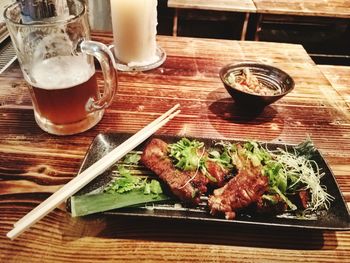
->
[[168, 138, 205, 171], [70, 153, 169, 217], [105, 164, 164, 195], [294, 136, 317, 159], [168, 138, 218, 182], [219, 138, 333, 211], [267, 144, 334, 211], [123, 152, 141, 165], [208, 146, 233, 170]]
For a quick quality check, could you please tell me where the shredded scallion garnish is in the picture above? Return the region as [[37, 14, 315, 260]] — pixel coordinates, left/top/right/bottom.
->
[[168, 138, 218, 182], [270, 149, 334, 211], [220, 138, 334, 212]]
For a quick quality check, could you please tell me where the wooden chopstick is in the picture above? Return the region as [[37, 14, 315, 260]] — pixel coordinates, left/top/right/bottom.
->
[[13, 103, 180, 229], [7, 104, 181, 240]]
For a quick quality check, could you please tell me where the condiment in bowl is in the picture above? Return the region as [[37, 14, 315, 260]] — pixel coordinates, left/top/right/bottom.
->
[[220, 63, 295, 109]]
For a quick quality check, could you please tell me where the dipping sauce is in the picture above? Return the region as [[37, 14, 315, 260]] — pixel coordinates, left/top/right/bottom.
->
[[226, 68, 282, 96]]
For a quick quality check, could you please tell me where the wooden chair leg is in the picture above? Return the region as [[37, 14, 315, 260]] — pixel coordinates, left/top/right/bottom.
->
[[241, 13, 250, 40], [254, 14, 263, 41], [172, 8, 178, 37]]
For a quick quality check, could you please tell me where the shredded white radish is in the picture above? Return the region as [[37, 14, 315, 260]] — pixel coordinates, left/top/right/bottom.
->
[[270, 148, 334, 211]]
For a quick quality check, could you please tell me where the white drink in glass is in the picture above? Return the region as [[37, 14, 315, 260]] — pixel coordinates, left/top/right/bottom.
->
[[110, 0, 158, 66]]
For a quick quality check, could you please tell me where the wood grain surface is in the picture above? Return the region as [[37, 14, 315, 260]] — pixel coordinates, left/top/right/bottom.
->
[[168, 0, 350, 18], [1, 34, 350, 262], [253, 0, 350, 18], [319, 65, 350, 107], [168, 0, 257, 12]]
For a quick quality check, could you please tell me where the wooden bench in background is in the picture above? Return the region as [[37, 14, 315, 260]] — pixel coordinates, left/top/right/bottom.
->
[[169, 0, 350, 37], [253, 0, 350, 18], [252, 0, 350, 41], [167, 0, 350, 64], [168, 0, 256, 40]]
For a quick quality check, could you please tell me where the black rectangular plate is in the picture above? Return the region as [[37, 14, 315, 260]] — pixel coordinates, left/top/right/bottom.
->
[[75, 133, 350, 231]]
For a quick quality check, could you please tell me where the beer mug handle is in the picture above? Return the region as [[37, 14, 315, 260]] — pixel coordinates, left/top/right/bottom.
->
[[79, 40, 117, 111]]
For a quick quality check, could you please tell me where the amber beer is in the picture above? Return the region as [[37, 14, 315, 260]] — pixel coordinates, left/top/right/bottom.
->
[[5, 0, 117, 135], [27, 55, 99, 126]]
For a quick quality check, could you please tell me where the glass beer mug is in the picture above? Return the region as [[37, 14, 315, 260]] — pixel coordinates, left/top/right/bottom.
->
[[4, 0, 117, 135]]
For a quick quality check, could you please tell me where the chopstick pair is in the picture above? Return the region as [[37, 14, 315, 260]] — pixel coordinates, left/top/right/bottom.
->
[[7, 104, 181, 240]]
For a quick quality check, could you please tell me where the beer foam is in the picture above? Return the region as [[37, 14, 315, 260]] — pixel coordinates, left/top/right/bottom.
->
[[28, 55, 94, 90]]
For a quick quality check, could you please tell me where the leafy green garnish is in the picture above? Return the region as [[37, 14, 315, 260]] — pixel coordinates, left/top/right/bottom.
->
[[149, 179, 163, 194], [261, 138, 334, 211], [263, 162, 287, 193], [269, 144, 334, 211], [168, 138, 219, 182], [208, 147, 233, 169], [104, 153, 163, 195], [168, 138, 205, 171], [123, 152, 141, 165], [219, 140, 299, 210], [294, 136, 317, 159], [105, 165, 140, 193], [70, 152, 168, 217], [70, 190, 170, 217], [105, 164, 164, 195], [243, 141, 272, 166]]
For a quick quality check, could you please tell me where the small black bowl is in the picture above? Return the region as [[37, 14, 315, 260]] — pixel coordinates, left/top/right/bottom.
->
[[220, 62, 295, 109]]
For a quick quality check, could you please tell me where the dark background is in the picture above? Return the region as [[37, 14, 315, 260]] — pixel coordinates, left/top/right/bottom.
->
[[157, 0, 350, 65]]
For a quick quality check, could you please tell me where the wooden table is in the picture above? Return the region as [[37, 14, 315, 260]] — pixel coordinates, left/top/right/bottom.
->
[[253, 0, 350, 18], [1, 34, 350, 262], [318, 65, 350, 108], [168, 0, 256, 40]]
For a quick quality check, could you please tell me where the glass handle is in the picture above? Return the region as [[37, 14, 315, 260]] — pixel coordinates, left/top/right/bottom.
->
[[80, 40, 117, 111]]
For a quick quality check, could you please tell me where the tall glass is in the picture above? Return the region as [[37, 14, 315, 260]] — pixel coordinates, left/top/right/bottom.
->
[[4, 0, 117, 135], [110, 0, 165, 71]]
